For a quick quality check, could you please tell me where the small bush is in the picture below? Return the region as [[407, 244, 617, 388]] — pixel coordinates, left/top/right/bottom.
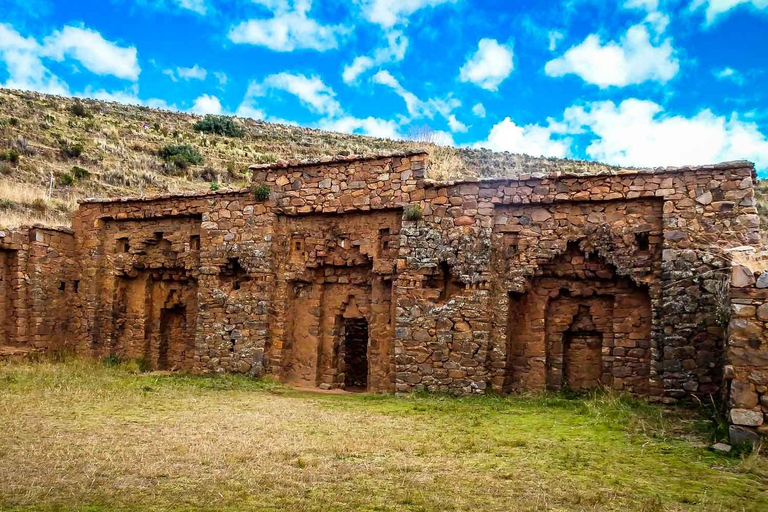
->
[[0, 149, 20, 164], [159, 144, 204, 169], [31, 198, 48, 213], [404, 204, 423, 221], [59, 141, 84, 159], [210, 181, 220, 191], [69, 102, 90, 118], [8, 117, 19, 127], [253, 184, 270, 201], [56, 173, 75, 187], [0, 162, 12, 175], [193, 115, 244, 137], [71, 166, 90, 180]]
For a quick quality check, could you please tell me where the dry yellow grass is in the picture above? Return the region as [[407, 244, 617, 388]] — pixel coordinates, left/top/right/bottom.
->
[[0, 181, 78, 228], [1, 359, 766, 511]]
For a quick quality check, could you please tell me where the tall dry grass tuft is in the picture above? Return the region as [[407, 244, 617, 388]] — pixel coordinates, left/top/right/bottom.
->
[[0, 181, 78, 228]]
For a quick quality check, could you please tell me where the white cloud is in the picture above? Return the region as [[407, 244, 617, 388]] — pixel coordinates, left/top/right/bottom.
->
[[242, 72, 341, 117], [163, 64, 208, 82], [0, 23, 69, 95], [228, 0, 348, 52], [690, 0, 768, 25], [342, 30, 408, 84], [191, 94, 223, 115], [43, 25, 140, 81], [319, 116, 402, 139], [548, 30, 564, 51], [83, 85, 175, 110], [360, 0, 457, 28], [472, 103, 486, 118], [545, 20, 678, 88], [176, 0, 208, 15], [459, 39, 514, 91], [447, 114, 468, 133], [371, 70, 466, 133], [562, 98, 768, 169], [177, 64, 207, 80], [624, 0, 659, 11], [714, 66, 745, 84], [214, 71, 228, 87], [476, 117, 571, 158]]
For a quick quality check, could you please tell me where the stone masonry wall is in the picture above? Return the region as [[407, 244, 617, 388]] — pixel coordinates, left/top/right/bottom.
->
[[0, 226, 77, 351], [2, 152, 761, 415], [726, 264, 768, 444]]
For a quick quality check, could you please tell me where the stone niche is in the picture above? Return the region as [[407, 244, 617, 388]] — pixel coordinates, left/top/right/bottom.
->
[[493, 199, 662, 395], [100, 216, 201, 370], [274, 210, 400, 391]]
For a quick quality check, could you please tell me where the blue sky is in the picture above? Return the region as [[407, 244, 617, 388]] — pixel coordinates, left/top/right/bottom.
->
[[1, 0, 767, 174]]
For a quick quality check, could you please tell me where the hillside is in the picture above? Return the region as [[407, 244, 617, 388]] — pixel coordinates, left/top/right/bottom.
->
[[0, 87, 763, 234]]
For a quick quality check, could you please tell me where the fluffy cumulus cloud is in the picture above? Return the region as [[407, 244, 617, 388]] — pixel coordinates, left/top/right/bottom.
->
[[228, 0, 348, 52], [0, 23, 69, 95], [240, 72, 341, 117], [372, 70, 466, 132], [690, 0, 768, 25], [42, 25, 140, 81], [0, 23, 139, 96], [545, 19, 678, 88], [360, 0, 457, 28], [459, 39, 514, 91], [342, 30, 408, 84], [476, 117, 571, 158], [472, 103, 486, 118], [191, 93, 223, 115], [562, 99, 768, 169]]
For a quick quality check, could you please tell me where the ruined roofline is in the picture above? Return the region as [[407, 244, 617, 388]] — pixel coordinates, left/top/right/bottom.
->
[[0, 224, 74, 236], [425, 160, 756, 187], [248, 149, 430, 171], [79, 157, 755, 206], [78, 187, 251, 205]]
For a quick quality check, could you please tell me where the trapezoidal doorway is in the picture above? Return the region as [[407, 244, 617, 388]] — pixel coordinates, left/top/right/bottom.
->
[[342, 317, 369, 391]]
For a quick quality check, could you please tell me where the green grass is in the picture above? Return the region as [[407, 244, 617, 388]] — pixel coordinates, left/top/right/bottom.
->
[[0, 359, 766, 511]]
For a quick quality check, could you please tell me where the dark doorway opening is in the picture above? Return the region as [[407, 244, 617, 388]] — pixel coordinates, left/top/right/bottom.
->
[[158, 305, 186, 371], [343, 318, 369, 391]]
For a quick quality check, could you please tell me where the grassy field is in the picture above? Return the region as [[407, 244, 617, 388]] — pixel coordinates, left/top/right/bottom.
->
[[0, 360, 766, 511]]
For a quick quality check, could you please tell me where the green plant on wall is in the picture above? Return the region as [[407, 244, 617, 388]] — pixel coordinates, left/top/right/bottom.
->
[[253, 184, 270, 201], [403, 204, 422, 221]]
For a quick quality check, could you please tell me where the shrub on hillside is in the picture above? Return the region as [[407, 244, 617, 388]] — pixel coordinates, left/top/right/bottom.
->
[[56, 173, 75, 187], [69, 102, 90, 118], [59, 141, 84, 159], [71, 166, 90, 180], [159, 144, 204, 169], [0, 149, 20, 164], [193, 115, 244, 137]]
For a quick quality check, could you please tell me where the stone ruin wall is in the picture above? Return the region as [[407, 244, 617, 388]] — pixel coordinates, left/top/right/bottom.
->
[[1, 151, 764, 424], [725, 265, 768, 443], [0, 226, 78, 358]]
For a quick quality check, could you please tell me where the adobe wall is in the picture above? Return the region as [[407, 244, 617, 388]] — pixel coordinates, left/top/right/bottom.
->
[[0, 226, 77, 352], [3, 151, 762, 410]]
